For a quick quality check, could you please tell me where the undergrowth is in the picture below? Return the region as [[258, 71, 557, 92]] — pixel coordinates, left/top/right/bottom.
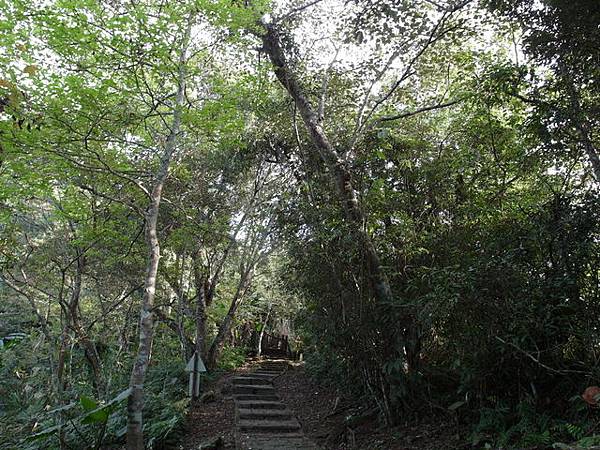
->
[[0, 338, 248, 449]]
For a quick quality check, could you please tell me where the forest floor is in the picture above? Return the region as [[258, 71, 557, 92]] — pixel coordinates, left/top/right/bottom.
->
[[181, 360, 466, 450], [181, 364, 252, 450]]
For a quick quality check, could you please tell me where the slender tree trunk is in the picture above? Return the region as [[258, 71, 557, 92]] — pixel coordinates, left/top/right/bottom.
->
[[126, 188, 162, 450], [206, 268, 252, 369], [577, 124, 600, 182], [261, 23, 425, 396], [186, 184, 262, 363], [68, 252, 104, 394], [206, 301, 237, 370], [165, 254, 193, 361], [260, 22, 393, 305], [256, 305, 271, 357], [126, 15, 193, 450], [192, 259, 208, 360], [190, 233, 237, 361], [56, 325, 69, 392], [55, 317, 70, 450], [175, 253, 190, 361], [154, 307, 194, 356]]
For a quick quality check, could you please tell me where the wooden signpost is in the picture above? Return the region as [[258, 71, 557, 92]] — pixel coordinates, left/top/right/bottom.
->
[[185, 352, 207, 398]]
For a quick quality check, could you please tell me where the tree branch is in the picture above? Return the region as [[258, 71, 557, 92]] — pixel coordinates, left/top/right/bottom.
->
[[378, 97, 463, 122]]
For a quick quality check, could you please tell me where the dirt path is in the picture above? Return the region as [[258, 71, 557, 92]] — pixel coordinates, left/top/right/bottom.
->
[[183, 360, 463, 450], [181, 370, 238, 449]]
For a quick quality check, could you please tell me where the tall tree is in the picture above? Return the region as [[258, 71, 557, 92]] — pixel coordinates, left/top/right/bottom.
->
[[126, 9, 195, 450]]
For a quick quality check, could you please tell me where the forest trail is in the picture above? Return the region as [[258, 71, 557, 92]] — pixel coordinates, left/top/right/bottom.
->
[[3, 1, 599, 449], [234, 360, 319, 450]]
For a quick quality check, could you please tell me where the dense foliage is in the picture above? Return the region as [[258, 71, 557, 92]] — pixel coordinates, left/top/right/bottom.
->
[[1, 0, 598, 448]]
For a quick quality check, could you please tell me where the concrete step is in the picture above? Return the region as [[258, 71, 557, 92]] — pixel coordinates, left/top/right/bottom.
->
[[260, 363, 287, 368], [239, 435, 317, 450], [233, 376, 272, 386], [236, 400, 287, 410], [234, 393, 280, 401], [242, 372, 277, 378], [238, 418, 301, 433], [238, 408, 293, 420], [252, 371, 281, 377], [254, 368, 282, 373], [233, 384, 276, 395]]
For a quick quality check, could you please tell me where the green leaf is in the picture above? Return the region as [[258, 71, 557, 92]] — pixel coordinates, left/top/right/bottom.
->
[[81, 408, 109, 424], [81, 388, 132, 425], [80, 395, 98, 412]]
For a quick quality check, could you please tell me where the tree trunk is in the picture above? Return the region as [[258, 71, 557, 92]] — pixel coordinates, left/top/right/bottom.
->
[[260, 22, 393, 305], [260, 23, 420, 408], [154, 308, 194, 357], [256, 305, 271, 357], [206, 268, 251, 370], [68, 252, 104, 395], [192, 258, 208, 360], [56, 326, 69, 393], [190, 230, 240, 362], [126, 187, 162, 450], [126, 14, 193, 450], [173, 252, 190, 361], [206, 301, 237, 370], [578, 124, 600, 182]]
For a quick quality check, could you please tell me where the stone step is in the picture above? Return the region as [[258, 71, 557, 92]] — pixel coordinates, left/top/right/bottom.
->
[[240, 433, 306, 439], [236, 400, 287, 410], [233, 384, 276, 395], [252, 372, 280, 378], [242, 372, 277, 378], [233, 376, 272, 386], [234, 394, 280, 401], [238, 418, 301, 433], [238, 408, 293, 420], [239, 435, 316, 450]]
